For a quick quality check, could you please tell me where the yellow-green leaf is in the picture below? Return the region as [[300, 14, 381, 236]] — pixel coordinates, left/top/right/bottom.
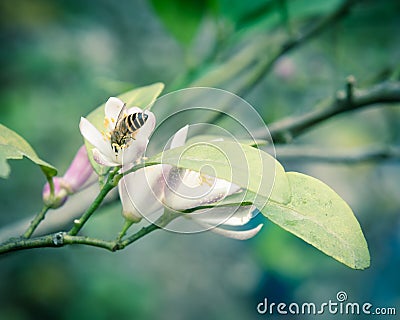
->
[[260, 172, 370, 270], [148, 141, 291, 204], [0, 123, 57, 179]]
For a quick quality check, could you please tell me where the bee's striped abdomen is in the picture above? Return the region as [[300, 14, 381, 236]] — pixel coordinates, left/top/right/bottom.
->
[[125, 112, 148, 132]]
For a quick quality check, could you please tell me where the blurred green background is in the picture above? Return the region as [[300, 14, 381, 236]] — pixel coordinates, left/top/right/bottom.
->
[[0, 0, 399, 319]]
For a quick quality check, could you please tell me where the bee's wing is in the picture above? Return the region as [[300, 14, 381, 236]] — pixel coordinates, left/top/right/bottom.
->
[[115, 103, 127, 126]]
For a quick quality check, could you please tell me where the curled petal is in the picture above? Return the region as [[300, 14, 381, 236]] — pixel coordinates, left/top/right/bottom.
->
[[189, 206, 257, 227], [164, 169, 240, 211], [206, 223, 263, 240], [105, 97, 125, 130], [79, 117, 111, 158]]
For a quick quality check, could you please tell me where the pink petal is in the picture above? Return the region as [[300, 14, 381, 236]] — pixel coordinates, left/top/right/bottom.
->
[[63, 145, 94, 192]]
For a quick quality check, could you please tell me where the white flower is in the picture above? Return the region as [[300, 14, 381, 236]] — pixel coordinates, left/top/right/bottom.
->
[[119, 125, 263, 240], [118, 124, 188, 222], [79, 97, 156, 167]]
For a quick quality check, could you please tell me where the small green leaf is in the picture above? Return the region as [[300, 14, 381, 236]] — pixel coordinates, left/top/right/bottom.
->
[[148, 141, 291, 204], [0, 123, 57, 179], [150, 0, 207, 46], [260, 172, 370, 270], [83, 83, 164, 175]]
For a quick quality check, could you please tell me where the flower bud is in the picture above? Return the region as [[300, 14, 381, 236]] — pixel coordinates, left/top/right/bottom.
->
[[63, 145, 93, 192], [42, 145, 94, 208]]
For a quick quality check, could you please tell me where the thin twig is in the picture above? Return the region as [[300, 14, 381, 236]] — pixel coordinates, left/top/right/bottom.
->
[[22, 206, 50, 238], [272, 145, 400, 164], [68, 167, 120, 236], [263, 81, 400, 142]]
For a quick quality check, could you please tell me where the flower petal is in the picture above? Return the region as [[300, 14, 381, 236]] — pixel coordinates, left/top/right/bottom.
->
[[63, 145, 94, 192], [79, 117, 112, 157], [105, 97, 125, 130], [93, 148, 119, 167], [170, 125, 188, 149], [118, 178, 142, 222], [121, 137, 148, 165], [126, 106, 143, 114], [189, 205, 257, 226], [164, 169, 240, 211], [119, 165, 166, 221], [205, 223, 264, 240]]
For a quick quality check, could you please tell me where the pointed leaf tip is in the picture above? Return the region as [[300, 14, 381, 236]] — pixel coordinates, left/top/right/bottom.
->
[[260, 172, 370, 269]]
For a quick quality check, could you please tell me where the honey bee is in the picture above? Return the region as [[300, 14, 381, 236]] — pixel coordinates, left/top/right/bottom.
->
[[110, 104, 148, 153]]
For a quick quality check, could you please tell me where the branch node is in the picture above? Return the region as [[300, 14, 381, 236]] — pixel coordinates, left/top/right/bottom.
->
[[346, 75, 356, 104], [52, 232, 65, 246], [336, 90, 346, 102], [111, 241, 122, 252]]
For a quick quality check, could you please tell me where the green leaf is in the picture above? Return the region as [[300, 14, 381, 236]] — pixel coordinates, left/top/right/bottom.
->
[[186, 134, 268, 147], [83, 83, 164, 175], [259, 172, 370, 270], [150, 0, 207, 46], [0, 123, 57, 179], [148, 141, 291, 204]]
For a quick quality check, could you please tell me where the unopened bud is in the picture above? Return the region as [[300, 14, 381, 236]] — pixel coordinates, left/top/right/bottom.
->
[[63, 145, 93, 192], [42, 145, 95, 208]]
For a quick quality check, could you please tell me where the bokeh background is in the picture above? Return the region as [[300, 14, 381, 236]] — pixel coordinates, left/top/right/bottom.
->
[[0, 0, 399, 319]]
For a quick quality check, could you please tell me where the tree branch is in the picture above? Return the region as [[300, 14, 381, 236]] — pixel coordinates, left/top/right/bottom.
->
[[195, 0, 359, 126], [273, 145, 400, 164], [0, 209, 179, 255], [263, 81, 400, 142], [0, 233, 115, 255], [237, 0, 358, 97], [0, 225, 161, 255]]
